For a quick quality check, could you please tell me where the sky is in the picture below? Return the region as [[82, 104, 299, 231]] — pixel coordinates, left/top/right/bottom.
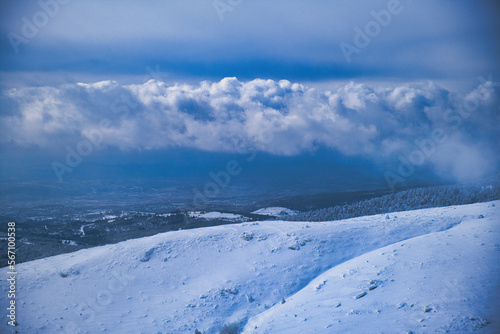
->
[[1, 0, 499, 85], [1, 0, 499, 200]]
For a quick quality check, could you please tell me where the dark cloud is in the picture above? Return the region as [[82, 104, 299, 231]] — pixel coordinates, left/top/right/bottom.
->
[[1, 77, 498, 181]]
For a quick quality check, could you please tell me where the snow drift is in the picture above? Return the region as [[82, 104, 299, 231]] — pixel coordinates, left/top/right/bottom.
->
[[1, 201, 499, 333]]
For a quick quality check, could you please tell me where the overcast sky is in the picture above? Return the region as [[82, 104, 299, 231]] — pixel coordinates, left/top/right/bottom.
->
[[1, 0, 499, 187], [1, 0, 499, 86]]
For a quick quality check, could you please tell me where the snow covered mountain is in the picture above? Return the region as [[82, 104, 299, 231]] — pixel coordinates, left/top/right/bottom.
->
[[1, 201, 499, 333]]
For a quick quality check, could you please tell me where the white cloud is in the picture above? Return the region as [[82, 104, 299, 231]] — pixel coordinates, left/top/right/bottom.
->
[[1, 77, 498, 181]]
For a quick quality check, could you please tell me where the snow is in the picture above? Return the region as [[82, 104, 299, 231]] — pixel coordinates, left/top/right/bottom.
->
[[252, 207, 296, 217], [243, 206, 500, 333], [78, 223, 94, 237], [189, 211, 244, 220], [1, 201, 499, 333]]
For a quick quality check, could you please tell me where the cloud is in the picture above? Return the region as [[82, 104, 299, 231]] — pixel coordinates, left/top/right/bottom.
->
[[1, 77, 499, 181]]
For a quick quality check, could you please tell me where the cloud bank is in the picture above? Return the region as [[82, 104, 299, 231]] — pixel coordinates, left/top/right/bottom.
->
[[1, 77, 498, 181]]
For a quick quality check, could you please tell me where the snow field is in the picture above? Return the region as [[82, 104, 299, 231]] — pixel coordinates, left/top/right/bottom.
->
[[0, 201, 498, 333]]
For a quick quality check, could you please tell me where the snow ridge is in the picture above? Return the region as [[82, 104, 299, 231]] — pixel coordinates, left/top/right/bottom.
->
[[1, 201, 498, 333]]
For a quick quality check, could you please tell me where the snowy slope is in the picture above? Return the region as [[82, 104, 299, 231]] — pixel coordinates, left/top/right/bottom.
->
[[251, 207, 296, 217], [1, 201, 499, 334], [243, 204, 500, 333]]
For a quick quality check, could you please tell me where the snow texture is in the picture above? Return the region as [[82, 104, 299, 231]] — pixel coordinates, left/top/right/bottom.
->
[[1, 201, 499, 333], [251, 207, 296, 217]]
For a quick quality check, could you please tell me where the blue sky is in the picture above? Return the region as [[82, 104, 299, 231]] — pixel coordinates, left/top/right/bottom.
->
[[1, 0, 499, 194], [1, 0, 499, 86]]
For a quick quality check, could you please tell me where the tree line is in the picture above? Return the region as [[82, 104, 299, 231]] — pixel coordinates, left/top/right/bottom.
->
[[286, 181, 500, 222]]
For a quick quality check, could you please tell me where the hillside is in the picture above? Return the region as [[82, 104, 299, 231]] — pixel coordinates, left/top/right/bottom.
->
[[287, 181, 500, 222], [1, 201, 499, 333]]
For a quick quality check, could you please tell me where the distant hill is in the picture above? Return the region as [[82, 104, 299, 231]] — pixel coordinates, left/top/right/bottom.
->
[[286, 179, 500, 222]]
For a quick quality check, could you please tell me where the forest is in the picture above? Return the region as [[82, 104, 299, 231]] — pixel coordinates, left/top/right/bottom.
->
[[286, 180, 500, 222]]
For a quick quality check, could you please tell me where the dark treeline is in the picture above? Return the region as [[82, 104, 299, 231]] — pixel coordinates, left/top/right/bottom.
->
[[286, 181, 500, 222]]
